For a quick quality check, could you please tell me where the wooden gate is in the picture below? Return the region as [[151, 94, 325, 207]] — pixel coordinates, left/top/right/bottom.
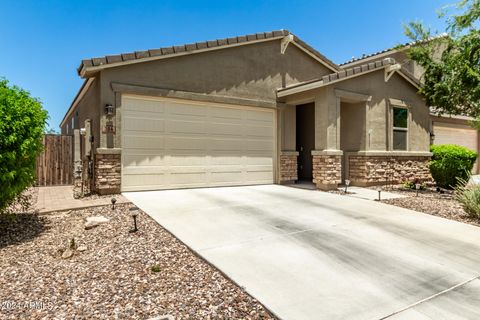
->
[[36, 134, 73, 186]]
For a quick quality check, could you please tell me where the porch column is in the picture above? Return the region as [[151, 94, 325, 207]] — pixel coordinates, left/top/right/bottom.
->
[[312, 88, 342, 190]]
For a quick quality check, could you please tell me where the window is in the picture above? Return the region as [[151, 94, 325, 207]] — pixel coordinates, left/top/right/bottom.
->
[[72, 117, 75, 130], [66, 123, 69, 134], [392, 107, 408, 150]]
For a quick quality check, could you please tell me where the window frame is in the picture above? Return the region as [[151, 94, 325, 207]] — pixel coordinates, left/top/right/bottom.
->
[[390, 103, 410, 151]]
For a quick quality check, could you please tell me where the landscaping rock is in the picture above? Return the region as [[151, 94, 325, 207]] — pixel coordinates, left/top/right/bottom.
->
[[84, 215, 110, 229], [77, 245, 87, 252], [0, 203, 274, 319], [61, 248, 74, 259]]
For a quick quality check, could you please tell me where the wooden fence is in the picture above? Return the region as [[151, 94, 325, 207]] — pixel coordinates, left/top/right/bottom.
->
[[35, 134, 74, 186]]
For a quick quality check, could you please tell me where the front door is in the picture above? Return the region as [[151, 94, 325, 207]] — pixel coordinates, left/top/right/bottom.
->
[[296, 103, 315, 181]]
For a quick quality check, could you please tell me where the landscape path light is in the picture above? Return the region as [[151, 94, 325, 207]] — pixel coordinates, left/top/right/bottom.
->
[[415, 183, 421, 197], [111, 197, 117, 210], [344, 179, 350, 193], [129, 206, 139, 233]]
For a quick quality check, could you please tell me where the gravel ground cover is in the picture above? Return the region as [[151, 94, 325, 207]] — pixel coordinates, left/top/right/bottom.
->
[[0, 203, 274, 319], [372, 185, 480, 227]]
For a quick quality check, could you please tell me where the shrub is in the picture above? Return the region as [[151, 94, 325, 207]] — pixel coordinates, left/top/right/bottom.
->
[[455, 181, 480, 219], [429, 144, 477, 189], [0, 79, 48, 213]]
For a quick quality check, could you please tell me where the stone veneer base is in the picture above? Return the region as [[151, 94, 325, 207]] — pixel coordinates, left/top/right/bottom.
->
[[280, 152, 298, 183], [312, 154, 342, 190], [348, 155, 432, 186], [94, 153, 121, 195]]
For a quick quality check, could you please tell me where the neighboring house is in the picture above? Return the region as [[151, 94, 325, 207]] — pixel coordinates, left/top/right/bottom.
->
[[61, 30, 433, 195], [342, 37, 480, 174]]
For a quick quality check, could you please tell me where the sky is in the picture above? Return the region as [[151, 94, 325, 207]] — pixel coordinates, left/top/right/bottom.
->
[[0, 0, 454, 130]]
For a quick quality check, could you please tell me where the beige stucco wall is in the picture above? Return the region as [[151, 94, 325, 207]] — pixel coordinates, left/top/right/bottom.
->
[[97, 40, 332, 149], [60, 77, 101, 150], [340, 101, 366, 151]]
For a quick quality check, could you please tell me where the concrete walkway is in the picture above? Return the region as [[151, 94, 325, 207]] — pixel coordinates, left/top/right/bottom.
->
[[125, 185, 480, 320], [343, 186, 406, 201], [35, 186, 129, 213]]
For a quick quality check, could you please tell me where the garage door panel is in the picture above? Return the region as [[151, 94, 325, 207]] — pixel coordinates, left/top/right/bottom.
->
[[123, 154, 166, 167], [247, 110, 273, 122], [165, 137, 207, 150], [210, 106, 243, 119], [166, 120, 206, 134], [123, 135, 165, 150], [122, 96, 275, 191], [246, 140, 274, 151], [123, 99, 165, 113], [123, 117, 165, 132], [245, 125, 275, 138], [167, 102, 207, 116], [209, 123, 243, 136], [434, 121, 478, 173]]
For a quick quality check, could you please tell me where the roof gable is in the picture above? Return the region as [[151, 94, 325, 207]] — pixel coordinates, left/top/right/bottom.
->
[[78, 30, 339, 77]]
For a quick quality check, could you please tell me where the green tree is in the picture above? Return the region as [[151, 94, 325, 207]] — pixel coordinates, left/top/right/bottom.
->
[[405, 0, 480, 119], [0, 79, 48, 212]]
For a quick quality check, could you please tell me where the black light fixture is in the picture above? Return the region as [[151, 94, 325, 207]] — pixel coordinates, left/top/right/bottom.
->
[[105, 104, 114, 116], [111, 197, 117, 210], [129, 206, 139, 233], [378, 190, 382, 201]]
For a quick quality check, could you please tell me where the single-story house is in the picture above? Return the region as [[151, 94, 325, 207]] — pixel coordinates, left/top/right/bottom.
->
[[61, 30, 434, 195]]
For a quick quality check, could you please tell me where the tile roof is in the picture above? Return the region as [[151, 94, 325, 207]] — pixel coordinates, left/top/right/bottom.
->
[[278, 57, 397, 94], [340, 33, 448, 66], [78, 29, 339, 76]]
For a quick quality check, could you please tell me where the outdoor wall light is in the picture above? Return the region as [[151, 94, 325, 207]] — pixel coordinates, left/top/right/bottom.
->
[[129, 206, 139, 233], [104, 104, 114, 115], [111, 197, 117, 210], [344, 179, 350, 193]]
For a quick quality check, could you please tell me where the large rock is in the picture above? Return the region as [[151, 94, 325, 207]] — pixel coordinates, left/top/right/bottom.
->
[[84, 216, 110, 230], [61, 248, 74, 259]]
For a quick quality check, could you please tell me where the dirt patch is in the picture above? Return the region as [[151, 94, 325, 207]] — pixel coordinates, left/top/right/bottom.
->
[[0, 204, 274, 319]]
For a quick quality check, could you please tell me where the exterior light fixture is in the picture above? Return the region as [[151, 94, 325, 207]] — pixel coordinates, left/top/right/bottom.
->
[[129, 206, 139, 233], [105, 104, 114, 115], [378, 190, 381, 201], [344, 179, 350, 193], [111, 197, 117, 210]]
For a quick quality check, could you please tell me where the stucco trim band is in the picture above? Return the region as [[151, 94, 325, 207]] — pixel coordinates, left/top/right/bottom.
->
[[111, 82, 278, 110], [96, 148, 122, 155], [281, 150, 300, 156], [311, 150, 344, 156], [345, 151, 432, 157]]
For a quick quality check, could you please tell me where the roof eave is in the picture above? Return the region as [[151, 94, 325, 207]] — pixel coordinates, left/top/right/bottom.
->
[[78, 31, 340, 78]]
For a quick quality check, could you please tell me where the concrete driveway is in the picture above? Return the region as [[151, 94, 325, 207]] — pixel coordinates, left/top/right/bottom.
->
[[124, 185, 480, 320]]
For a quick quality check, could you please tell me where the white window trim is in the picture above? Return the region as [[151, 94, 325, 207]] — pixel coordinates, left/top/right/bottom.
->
[[390, 103, 410, 151]]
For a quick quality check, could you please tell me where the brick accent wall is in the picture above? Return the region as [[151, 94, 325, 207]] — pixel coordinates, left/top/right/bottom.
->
[[312, 155, 342, 190], [348, 155, 431, 186], [94, 153, 121, 194], [280, 153, 298, 183]]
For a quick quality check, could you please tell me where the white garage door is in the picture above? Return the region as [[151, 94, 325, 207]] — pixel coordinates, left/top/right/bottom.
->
[[433, 121, 478, 173], [121, 95, 275, 192]]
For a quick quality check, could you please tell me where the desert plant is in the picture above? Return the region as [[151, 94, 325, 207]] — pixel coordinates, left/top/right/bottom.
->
[[403, 179, 426, 190], [150, 265, 161, 273], [429, 144, 477, 189], [455, 180, 480, 218], [0, 79, 48, 213]]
